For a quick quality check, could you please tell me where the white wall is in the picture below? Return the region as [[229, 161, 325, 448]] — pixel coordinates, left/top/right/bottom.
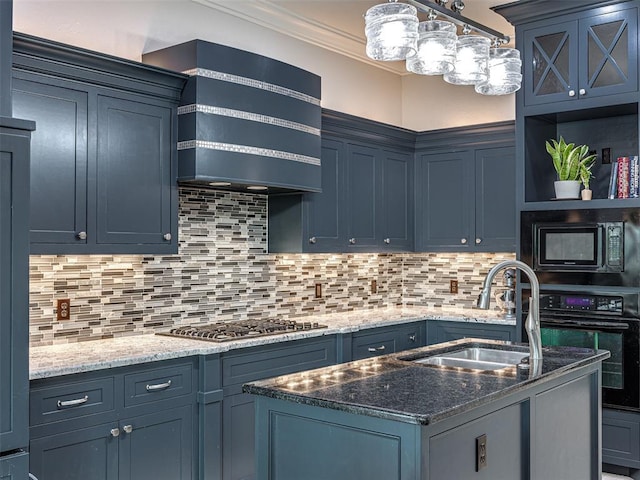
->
[[12, 0, 514, 131]]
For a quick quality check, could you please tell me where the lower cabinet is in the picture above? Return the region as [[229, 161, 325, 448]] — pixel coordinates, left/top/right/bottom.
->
[[0, 451, 30, 480], [603, 408, 640, 469], [427, 320, 516, 345], [28, 358, 197, 480], [221, 336, 338, 480], [346, 321, 426, 361]]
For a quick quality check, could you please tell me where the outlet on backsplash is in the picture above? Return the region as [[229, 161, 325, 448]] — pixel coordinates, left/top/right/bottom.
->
[[315, 283, 322, 299], [56, 298, 71, 321], [371, 279, 377, 294], [450, 280, 459, 294]]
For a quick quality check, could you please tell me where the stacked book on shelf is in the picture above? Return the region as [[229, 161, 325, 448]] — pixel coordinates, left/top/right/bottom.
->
[[609, 156, 640, 199]]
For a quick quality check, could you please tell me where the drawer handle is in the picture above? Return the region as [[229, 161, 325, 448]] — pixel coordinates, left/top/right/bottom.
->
[[146, 380, 172, 392], [57, 395, 89, 408], [367, 346, 386, 353]]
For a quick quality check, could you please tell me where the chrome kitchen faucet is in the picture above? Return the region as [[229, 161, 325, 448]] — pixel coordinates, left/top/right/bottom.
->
[[477, 260, 543, 369]]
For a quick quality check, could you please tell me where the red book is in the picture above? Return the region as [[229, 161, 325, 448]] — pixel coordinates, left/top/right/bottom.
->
[[617, 157, 630, 199]]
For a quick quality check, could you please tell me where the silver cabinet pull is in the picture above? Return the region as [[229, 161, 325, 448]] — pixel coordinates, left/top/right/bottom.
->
[[57, 395, 89, 408], [367, 345, 386, 353], [461, 238, 467, 244], [384, 238, 390, 244], [568, 89, 576, 97], [123, 424, 133, 434], [110, 427, 120, 438], [408, 334, 416, 342], [163, 233, 172, 241], [579, 88, 586, 95], [146, 379, 172, 392], [475, 238, 482, 244], [308, 237, 317, 244], [76, 231, 87, 240], [349, 238, 356, 245]]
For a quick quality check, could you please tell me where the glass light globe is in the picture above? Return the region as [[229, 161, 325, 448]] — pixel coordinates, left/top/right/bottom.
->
[[365, 3, 418, 61], [475, 48, 522, 95], [444, 35, 491, 85], [406, 20, 457, 75]]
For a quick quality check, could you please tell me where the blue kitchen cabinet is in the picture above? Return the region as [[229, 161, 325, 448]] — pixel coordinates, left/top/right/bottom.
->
[[198, 355, 223, 480], [221, 336, 338, 480], [342, 321, 426, 362], [0, 452, 30, 480], [29, 358, 197, 480], [521, 3, 638, 109], [12, 33, 185, 254], [602, 408, 640, 470], [0, 117, 33, 472], [268, 110, 414, 253], [427, 320, 517, 345], [0, 0, 12, 117], [12, 78, 88, 246], [415, 123, 516, 252]]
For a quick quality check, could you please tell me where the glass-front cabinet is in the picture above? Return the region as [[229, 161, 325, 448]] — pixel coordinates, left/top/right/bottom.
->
[[523, 5, 638, 108]]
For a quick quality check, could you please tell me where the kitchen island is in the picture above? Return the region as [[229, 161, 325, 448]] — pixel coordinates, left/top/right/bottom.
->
[[245, 338, 609, 480]]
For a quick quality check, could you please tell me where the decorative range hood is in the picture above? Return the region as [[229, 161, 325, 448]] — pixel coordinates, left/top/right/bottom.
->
[[143, 40, 322, 193]]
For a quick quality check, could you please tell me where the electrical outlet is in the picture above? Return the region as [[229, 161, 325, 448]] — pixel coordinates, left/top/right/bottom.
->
[[476, 434, 487, 472], [602, 147, 611, 164], [315, 283, 322, 299], [57, 298, 71, 321], [371, 279, 377, 294], [450, 280, 459, 294]]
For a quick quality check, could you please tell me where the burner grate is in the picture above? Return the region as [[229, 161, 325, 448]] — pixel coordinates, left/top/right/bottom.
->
[[160, 319, 327, 342]]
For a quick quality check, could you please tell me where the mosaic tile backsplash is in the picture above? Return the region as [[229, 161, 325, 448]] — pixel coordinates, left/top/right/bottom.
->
[[29, 187, 515, 346]]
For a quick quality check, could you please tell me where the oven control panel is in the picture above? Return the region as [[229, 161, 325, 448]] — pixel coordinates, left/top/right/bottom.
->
[[540, 293, 623, 314]]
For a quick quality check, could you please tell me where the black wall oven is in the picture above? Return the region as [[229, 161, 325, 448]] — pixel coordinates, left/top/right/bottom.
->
[[523, 288, 640, 411]]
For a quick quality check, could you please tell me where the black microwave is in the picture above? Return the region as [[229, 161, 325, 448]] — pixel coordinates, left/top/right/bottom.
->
[[534, 222, 624, 273]]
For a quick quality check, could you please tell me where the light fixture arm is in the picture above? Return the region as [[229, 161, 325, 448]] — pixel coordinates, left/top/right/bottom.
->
[[406, 0, 510, 43]]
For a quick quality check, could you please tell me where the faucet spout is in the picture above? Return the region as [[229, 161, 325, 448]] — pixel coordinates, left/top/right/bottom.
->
[[476, 260, 543, 362]]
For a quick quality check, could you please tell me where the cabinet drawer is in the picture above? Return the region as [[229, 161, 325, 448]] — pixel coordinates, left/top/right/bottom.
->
[[30, 377, 116, 426], [223, 337, 337, 388], [123, 362, 194, 408], [603, 408, 640, 468], [352, 323, 425, 360], [0, 450, 29, 480]]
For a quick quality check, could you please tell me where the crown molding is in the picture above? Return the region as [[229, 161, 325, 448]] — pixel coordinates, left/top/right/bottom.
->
[[191, 0, 408, 75]]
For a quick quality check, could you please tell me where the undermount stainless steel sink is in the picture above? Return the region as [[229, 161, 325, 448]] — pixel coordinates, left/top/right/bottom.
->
[[412, 347, 529, 372]]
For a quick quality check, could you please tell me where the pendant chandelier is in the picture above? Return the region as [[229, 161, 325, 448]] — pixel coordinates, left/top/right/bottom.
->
[[364, 0, 522, 96]]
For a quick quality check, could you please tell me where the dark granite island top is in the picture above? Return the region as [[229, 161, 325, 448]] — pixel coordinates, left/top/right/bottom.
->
[[244, 338, 609, 480]]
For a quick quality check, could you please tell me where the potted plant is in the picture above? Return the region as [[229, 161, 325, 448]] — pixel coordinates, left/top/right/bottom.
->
[[579, 156, 596, 200], [545, 137, 597, 199]]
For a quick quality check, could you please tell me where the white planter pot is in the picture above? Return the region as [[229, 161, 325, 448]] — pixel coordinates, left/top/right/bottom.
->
[[554, 180, 581, 199]]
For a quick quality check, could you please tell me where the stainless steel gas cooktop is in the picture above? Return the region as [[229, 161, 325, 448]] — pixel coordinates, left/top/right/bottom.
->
[[160, 319, 327, 342]]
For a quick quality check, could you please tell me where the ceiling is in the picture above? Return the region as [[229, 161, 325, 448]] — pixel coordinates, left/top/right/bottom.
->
[[193, 0, 516, 74]]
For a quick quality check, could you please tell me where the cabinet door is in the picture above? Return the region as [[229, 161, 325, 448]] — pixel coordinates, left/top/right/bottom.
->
[[304, 138, 345, 251], [523, 22, 579, 106], [0, 451, 29, 480], [12, 78, 89, 247], [222, 393, 255, 480], [474, 146, 516, 251], [380, 150, 413, 251], [29, 422, 119, 480], [119, 405, 194, 480], [96, 95, 173, 247], [0, 128, 30, 452], [346, 143, 378, 248], [417, 151, 472, 250], [579, 7, 638, 98]]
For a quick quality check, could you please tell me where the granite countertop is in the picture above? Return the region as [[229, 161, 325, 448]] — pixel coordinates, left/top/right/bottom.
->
[[29, 305, 515, 380], [244, 338, 609, 426]]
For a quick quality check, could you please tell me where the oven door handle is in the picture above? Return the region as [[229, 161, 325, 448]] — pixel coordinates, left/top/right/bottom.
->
[[541, 318, 630, 331]]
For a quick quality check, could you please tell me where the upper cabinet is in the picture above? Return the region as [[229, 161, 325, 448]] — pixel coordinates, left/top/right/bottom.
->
[[12, 33, 186, 254], [522, 5, 638, 109], [0, 0, 12, 116], [415, 122, 516, 252], [268, 110, 415, 253], [495, 0, 640, 211]]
